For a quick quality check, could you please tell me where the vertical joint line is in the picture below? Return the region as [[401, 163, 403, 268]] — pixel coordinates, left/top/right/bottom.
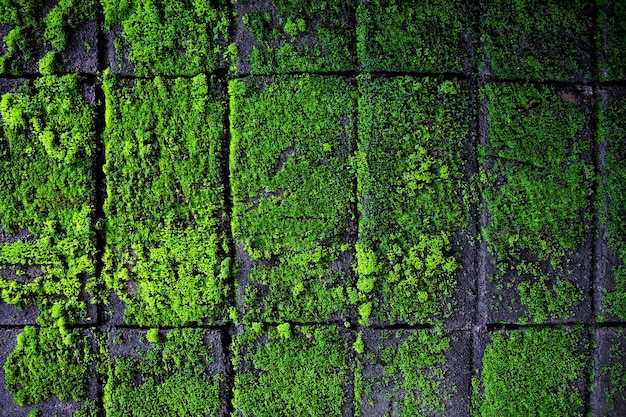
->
[[218, 71, 237, 417]]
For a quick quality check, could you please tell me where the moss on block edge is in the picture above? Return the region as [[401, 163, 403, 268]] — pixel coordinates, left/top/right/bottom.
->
[[356, 75, 476, 327], [480, 82, 593, 325], [472, 326, 590, 417], [103, 328, 226, 417], [233, 323, 353, 417], [102, 72, 231, 327], [0, 327, 99, 416], [229, 74, 358, 324], [0, 74, 97, 327]]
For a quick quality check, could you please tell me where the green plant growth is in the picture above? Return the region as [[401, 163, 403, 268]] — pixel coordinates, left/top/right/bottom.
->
[[233, 324, 350, 416], [229, 75, 357, 323], [0, 74, 96, 325], [483, 0, 592, 81], [597, 0, 626, 80], [4, 326, 95, 407], [473, 327, 588, 416], [597, 328, 626, 412], [236, 0, 357, 74], [356, 76, 472, 325], [102, 72, 230, 326], [101, 0, 230, 76], [357, 0, 474, 73], [104, 329, 223, 416], [356, 328, 456, 416], [599, 90, 626, 320], [481, 83, 591, 323], [0, 0, 96, 74]]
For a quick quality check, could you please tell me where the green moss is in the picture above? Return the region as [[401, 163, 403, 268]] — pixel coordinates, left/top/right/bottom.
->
[[229, 75, 357, 323], [357, 0, 474, 73], [102, 0, 230, 76], [104, 329, 223, 417], [483, 0, 592, 81], [236, 0, 357, 74], [357, 76, 473, 325], [599, 90, 626, 319], [473, 327, 588, 416], [233, 324, 350, 416], [102, 72, 230, 326], [0, 0, 96, 74], [598, 0, 626, 80], [481, 83, 591, 323], [4, 326, 94, 406], [357, 328, 456, 416], [598, 328, 626, 412], [0, 74, 96, 324]]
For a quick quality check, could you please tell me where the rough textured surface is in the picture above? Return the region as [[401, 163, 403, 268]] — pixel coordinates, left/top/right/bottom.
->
[[102, 73, 230, 327], [102, 0, 230, 76], [0, 75, 97, 327], [104, 328, 227, 417], [0, 2, 625, 416], [357, 76, 476, 328], [233, 324, 353, 417], [480, 83, 593, 325], [230, 75, 357, 324], [233, 0, 357, 75], [355, 328, 471, 417]]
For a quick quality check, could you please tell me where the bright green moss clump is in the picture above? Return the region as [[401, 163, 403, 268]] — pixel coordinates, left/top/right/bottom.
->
[[481, 83, 591, 323], [356, 76, 472, 325], [473, 327, 588, 417], [0, 0, 97, 74], [233, 324, 350, 416], [104, 329, 223, 417], [229, 75, 357, 323], [356, 328, 458, 416], [357, 0, 474, 73], [599, 90, 626, 319], [0, 74, 96, 324], [102, 72, 230, 326], [483, 0, 592, 81], [598, 0, 626, 80], [102, 0, 230, 76], [236, 0, 357, 74], [4, 326, 95, 407]]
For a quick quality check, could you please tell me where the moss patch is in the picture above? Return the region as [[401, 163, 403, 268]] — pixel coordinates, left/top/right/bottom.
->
[[234, 0, 357, 74], [102, 72, 230, 326], [233, 324, 351, 416], [356, 327, 469, 416], [598, 89, 626, 320], [0, 0, 97, 74], [482, 0, 592, 81], [597, 0, 626, 81], [102, 0, 230, 76], [592, 328, 626, 414], [229, 74, 357, 323], [4, 326, 96, 410], [481, 83, 592, 324], [357, 0, 475, 73], [356, 76, 474, 326], [473, 327, 589, 417], [0, 74, 96, 326], [103, 328, 224, 417]]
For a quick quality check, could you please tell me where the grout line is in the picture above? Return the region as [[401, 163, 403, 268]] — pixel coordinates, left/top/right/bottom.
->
[[2, 321, 626, 333], [470, 2, 488, 408], [220, 3, 237, 410], [585, 1, 601, 413], [93, 14, 108, 417], [351, 76, 360, 329], [10, 71, 626, 87]]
